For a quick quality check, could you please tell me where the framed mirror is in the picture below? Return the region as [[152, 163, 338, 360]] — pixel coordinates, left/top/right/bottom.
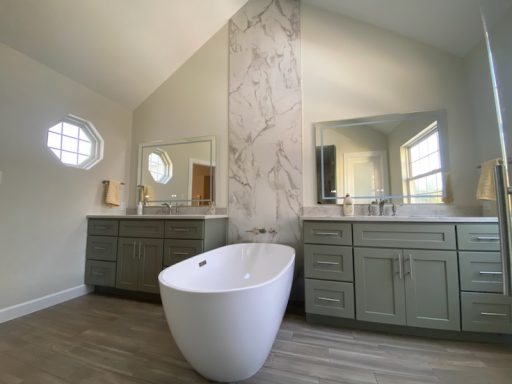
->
[[138, 136, 216, 205], [315, 110, 447, 204]]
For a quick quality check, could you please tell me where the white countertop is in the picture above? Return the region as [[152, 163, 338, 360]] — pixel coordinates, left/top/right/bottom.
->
[[87, 214, 228, 220], [300, 216, 498, 223]]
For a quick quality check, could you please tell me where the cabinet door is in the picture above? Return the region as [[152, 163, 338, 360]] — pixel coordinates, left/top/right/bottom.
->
[[354, 248, 406, 325], [138, 239, 164, 293], [404, 250, 460, 331], [116, 238, 140, 291]]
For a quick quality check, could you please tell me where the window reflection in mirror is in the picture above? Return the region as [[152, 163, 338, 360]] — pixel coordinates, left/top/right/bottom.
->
[[138, 136, 215, 205], [315, 111, 446, 204]]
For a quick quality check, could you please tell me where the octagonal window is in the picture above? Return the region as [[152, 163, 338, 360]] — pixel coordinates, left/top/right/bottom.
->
[[148, 149, 172, 184], [47, 115, 103, 169]]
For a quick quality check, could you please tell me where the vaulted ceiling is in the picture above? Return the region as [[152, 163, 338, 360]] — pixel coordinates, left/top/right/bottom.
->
[[0, 0, 247, 109], [1, 0, 510, 110]]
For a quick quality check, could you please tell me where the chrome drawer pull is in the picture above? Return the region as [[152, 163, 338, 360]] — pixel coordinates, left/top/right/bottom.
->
[[94, 246, 107, 251], [316, 261, 339, 266], [92, 272, 105, 276], [315, 232, 339, 236], [481, 312, 508, 317], [479, 271, 503, 275], [475, 236, 500, 241], [174, 252, 190, 256], [317, 297, 340, 302], [173, 228, 191, 232]]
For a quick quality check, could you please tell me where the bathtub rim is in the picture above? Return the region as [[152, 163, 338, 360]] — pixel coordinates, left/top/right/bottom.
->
[[158, 243, 295, 294]]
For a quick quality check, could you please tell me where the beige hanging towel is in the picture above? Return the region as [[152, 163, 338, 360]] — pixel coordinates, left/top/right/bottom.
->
[[143, 185, 155, 202], [442, 173, 454, 203], [476, 158, 501, 200], [104, 180, 121, 206]]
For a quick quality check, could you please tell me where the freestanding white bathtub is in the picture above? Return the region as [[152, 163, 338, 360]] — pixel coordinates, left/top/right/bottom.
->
[[158, 243, 295, 382]]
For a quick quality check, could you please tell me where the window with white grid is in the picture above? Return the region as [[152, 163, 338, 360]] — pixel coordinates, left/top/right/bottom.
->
[[47, 115, 103, 169], [148, 149, 172, 184], [402, 123, 443, 203]]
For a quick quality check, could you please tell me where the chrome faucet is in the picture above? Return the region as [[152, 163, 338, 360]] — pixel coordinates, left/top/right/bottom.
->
[[162, 202, 172, 215]]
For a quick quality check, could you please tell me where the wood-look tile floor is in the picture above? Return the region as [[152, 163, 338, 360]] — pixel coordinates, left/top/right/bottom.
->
[[1, 294, 511, 384]]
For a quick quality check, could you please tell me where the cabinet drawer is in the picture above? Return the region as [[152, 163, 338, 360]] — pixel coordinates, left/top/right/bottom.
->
[[164, 239, 204, 266], [85, 260, 116, 287], [354, 223, 456, 250], [461, 292, 512, 334], [457, 224, 500, 251], [304, 244, 353, 281], [88, 219, 119, 236], [305, 279, 354, 319], [459, 252, 503, 293], [86, 236, 117, 261], [165, 220, 204, 239], [303, 221, 352, 245], [119, 220, 164, 238]]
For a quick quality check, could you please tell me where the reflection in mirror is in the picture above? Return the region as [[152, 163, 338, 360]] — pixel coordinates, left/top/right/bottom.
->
[[315, 111, 446, 204], [138, 136, 215, 205]]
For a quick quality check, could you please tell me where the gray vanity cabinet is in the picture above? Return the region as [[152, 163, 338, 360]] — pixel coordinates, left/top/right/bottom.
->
[[353, 223, 460, 330], [304, 222, 355, 319], [354, 248, 460, 330], [116, 238, 163, 293], [85, 220, 119, 287], [354, 247, 406, 325], [163, 218, 227, 267], [457, 223, 512, 333], [86, 216, 228, 294], [403, 249, 460, 330]]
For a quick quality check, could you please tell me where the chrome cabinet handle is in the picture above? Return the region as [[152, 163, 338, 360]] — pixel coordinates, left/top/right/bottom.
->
[[395, 254, 403, 279], [404, 254, 413, 278], [138, 242, 142, 260], [481, 312, 508, 317], [173, 228, 191, 232], [409, 254, 414, 279], [475, 236, 500, 241], [174, 251, 190, 256], [94, 246, 107, 251], [318, 297, 340, 303], [132, 241, 136, 260], [92, 271, 105, 276], [316, 261, 339, 266], [315, 231, 339, 236], [479, 271, 503, 275]]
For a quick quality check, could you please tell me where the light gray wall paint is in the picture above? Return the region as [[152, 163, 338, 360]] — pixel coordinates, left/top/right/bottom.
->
[[0, 42, 132, 309], [131, 25, 229, 208], [302, 3, 479, 207]]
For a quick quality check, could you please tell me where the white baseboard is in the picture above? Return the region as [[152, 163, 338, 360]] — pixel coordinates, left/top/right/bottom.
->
[[0, 284, 93, 324]]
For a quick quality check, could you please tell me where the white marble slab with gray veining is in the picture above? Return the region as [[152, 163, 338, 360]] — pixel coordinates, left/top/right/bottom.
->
[[228, 0, 302, 245]]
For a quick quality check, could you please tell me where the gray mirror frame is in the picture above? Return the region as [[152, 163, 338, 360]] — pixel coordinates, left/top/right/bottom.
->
[[137, 135, 216, 204], [315, 110, 448, 203]]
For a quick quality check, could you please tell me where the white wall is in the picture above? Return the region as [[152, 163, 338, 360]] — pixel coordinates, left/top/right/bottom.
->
[[131, 25, 229, 208], [0, 42, 132, 310], [302, 3, 479, 207]]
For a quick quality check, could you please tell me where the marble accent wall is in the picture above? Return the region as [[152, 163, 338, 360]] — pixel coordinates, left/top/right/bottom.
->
[[228, 0, 302, 245]]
